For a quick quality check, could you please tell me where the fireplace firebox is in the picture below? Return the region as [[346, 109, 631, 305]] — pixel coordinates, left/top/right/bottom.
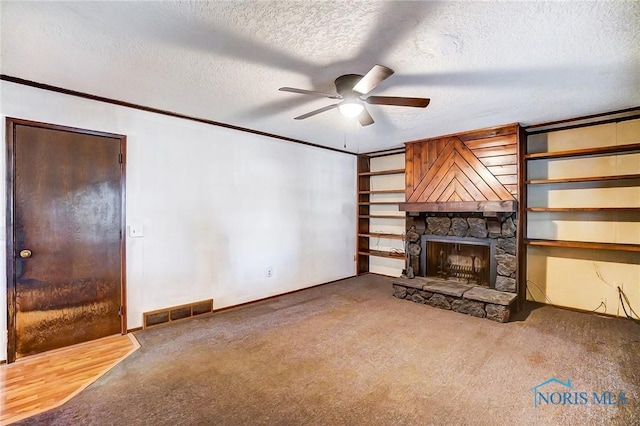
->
[[420, 235, 497, 288]]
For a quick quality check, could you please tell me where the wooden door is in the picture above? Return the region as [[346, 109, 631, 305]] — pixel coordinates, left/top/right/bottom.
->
[[6, 118, 126, 362]]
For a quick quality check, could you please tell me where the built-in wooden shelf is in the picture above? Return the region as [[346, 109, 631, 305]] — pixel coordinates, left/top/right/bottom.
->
[[527, 207, 640, 212], [359, 215, 405, 219], [525, 239, 640, 252], [357, 233, 405, 240], [526, 174, 640, 185], [358, 190, 405, 194], [523, 142, 640, 160], [358, 249, 406, 259], [522, 112, 640, 313], [360, 148, 406, 157], [359, 201, 401, 205], [358, 168, 405, 176], [357, 152, 406, 275]]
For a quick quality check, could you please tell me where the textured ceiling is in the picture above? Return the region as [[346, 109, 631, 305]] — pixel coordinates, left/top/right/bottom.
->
[[1, 1, 639, 153]]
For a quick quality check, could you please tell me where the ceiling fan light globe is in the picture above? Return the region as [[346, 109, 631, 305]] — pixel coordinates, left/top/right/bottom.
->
[[338, 101, 364, 118]]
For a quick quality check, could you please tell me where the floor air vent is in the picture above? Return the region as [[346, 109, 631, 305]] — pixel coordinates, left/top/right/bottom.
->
[[143, 299, 214, 329]]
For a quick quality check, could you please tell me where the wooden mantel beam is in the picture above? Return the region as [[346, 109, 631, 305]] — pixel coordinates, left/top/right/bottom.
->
[[398, 200, 517, 213]]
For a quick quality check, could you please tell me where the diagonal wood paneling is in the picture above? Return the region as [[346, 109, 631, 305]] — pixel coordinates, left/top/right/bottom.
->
[[453, 179, 475, 201], [439, 177, 476, 203], [425, 162, 463, 202], [405, 143, 414, 195], [407, 138, 456, 202], [426, 161, 490, 202], [453, 143, 514, 200], [439, 179, 456, 201], [405, 133, 516, 204]]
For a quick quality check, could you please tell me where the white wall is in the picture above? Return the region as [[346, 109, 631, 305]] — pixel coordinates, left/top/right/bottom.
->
[[526, 120, 640, 316], [0, 81, 357, 361]]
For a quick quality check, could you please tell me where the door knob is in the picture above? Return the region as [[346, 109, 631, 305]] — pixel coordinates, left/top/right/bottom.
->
[[19, 249, 32, 258]]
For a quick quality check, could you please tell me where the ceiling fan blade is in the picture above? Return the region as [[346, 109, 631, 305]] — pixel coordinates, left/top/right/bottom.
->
[[365, 96, 430, 108], [279, 87, 341, 99], [352, 65, 394, 95], [358, 107, 374, 126], [294, 104, 339, 120]]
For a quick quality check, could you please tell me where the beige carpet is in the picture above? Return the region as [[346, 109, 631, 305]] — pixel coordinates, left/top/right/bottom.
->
[[16, 275, 640, 425]]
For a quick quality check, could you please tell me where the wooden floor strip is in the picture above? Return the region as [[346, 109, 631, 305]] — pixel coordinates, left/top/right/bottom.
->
[[0, 333, 139, 425]]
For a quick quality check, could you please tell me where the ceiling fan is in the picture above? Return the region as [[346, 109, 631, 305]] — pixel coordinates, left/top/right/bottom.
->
[[279, 65, 430, 126]]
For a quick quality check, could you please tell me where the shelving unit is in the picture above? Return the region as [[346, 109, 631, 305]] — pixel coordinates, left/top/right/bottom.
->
[[357, 151, 406, 275], [359, 190, 405, 194], [524, 239, 640, 252], [357, 168, 406, 176], [358, 214, 407, 220], [520, 108, 640, 315], [527, 207, 640, 212], [357, 232, 406, 240], [522, 142, 640, 160], [525, 173, 640, 185], [357, 249, 406, 259], [358, 201, 402, 205], [523, 112, 640, 253]]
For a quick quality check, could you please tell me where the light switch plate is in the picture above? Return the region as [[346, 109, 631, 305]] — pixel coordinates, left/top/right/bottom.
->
[[129, 225, 144, 238]]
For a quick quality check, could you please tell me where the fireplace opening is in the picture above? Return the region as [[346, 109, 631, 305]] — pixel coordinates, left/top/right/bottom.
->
[[420, 235, 496, 288]]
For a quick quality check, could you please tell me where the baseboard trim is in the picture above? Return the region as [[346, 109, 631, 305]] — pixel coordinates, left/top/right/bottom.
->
[[212, 275, 357, 315], [366, 272, 403, 279], [525, 299, 632, 320], [132, 275, 356, 331]]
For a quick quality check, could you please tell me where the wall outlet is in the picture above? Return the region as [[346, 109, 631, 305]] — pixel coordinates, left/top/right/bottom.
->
[[129, 224, 144, 238], [266, 267, 273, 278]]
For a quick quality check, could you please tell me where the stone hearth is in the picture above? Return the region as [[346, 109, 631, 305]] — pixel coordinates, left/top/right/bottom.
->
[[392, 277, 517, 322]]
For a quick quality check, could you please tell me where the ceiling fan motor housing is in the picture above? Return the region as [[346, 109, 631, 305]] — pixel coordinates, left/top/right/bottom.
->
[[334, 74, 364, 98]]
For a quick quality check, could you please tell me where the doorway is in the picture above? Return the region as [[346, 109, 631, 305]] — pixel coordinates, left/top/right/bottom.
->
[[6, 118, 126, 362]]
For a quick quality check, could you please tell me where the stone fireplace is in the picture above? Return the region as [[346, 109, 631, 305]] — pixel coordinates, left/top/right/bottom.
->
[[392, 123, 522, 321], [406, 213, 517, 293], [391, 211, 519, 322]]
